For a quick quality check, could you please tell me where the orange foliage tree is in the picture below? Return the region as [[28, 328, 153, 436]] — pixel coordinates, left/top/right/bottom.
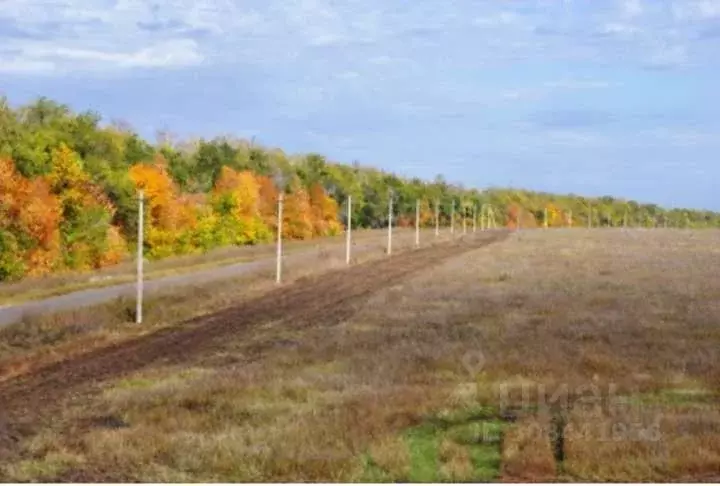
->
[[130, 155, 199, 258], [282, 177, 314, 240], [309, 182, 342, 236], [0, 158, 62, 278], [257, 175, 280, 230], [506, 203, 538, 230]]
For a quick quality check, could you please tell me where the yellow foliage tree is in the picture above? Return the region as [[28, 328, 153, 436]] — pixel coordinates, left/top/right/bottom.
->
[[49, 144, 126, 270], [213, 167, 261, 218], [211, 167, 271, 245], [545, 203, 564, 227], [309, 183, 342, 236], [419, 199, 434, 227]]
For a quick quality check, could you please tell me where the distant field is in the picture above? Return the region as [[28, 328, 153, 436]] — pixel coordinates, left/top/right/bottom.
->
[[0, 229, 719, 481]]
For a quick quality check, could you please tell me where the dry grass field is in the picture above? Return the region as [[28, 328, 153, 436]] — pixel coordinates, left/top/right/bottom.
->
[[1, 228, 719, 482]]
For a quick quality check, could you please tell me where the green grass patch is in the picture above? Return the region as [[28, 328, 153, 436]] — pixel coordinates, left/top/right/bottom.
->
[[446, 419, 504, 446], [467, 442, 503, 482], [405, 423, 441, 482], [360, 406, 509, 483]]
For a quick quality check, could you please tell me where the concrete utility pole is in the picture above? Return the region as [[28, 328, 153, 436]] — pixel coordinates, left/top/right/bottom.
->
[[346, 195, 352, 265], [276, 193, 284, 283], [568, 209, 573, 228], [415, 199, 420, 248], [435, 199, 440, 237], [136, 190, 144, 324], [451, 200, 455, 236], [387, 191, 393, 255]]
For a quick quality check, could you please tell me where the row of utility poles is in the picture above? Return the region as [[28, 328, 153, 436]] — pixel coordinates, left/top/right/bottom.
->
[[133, 189, 684, 324], [378, 196, 498, 258], [516, 203, 683, 231], [133, 192, 498, 323]]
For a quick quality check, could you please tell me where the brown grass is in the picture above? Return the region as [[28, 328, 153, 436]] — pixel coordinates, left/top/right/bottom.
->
[[1, 228, 719, 481], [367, 436, 412, 480], [438, 438, 474, 481], [501, 415, 557, 482]]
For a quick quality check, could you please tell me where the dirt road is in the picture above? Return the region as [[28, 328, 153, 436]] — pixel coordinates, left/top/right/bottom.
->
[[0, 232, 508, 460]]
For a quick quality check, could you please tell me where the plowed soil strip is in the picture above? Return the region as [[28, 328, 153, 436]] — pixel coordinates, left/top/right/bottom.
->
[[0, 233, 508, 456]]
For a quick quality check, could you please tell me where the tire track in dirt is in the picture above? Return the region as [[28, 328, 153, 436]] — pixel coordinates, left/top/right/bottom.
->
[[0, 232, 508, 457]]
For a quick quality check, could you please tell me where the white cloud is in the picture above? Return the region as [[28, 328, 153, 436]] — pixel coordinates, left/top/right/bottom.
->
[[0, 58, 56, 74], [645, 44, 688, 68], [389, 101, 434, 115], [368, 55, 393, 65], [3, 39, 202, 73], [544, 80, 617, 89], [641, 127, 720, 146], [600, 22, 642, 36], [367, 56, 416, 68], [307, 34, 347, 47], [500, 90, 524, 100], [118, 40, 203, 68], [473, 11, 522, 28], [335, 71, 360, 80], [500, 80, 615, 104], [545, 130, 607, 147], [0, 0, 217, 73], [619, 0, 644, 18], [672, 0, 720, 20], [0, 0, 716, 77], [500, 88, 543, 101], [275, 0, 382, 49]]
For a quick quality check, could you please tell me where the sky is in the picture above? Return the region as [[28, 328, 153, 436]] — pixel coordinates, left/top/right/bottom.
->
[[1, 0, 720, 210]]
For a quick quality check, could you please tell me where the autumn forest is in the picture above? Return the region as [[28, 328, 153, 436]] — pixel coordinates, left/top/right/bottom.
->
[[1, 96, 719, 282]]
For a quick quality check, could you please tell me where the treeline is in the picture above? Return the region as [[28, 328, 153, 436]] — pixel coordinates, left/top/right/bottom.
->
[[0, 97, 343, 280], [1, 97, 718, 281]]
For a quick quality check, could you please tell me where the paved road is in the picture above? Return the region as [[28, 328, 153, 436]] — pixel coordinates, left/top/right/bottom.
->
[[0, 233, 428, 327]]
